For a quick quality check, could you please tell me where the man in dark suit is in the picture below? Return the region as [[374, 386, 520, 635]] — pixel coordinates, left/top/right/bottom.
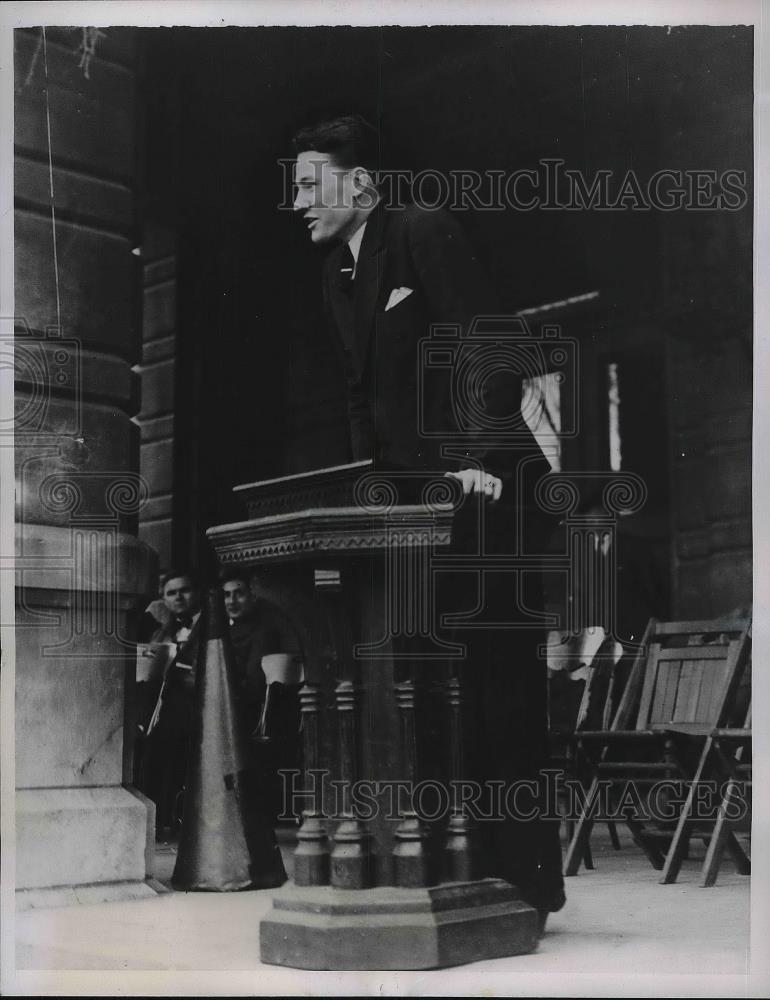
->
[[222, 568, 280, 730], [138, 569, 202, 838], [292, 115, 565, 928], [222, 570, 301, 759]]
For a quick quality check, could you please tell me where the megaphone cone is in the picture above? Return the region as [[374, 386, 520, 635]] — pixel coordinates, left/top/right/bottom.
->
[[172, 588, 287, 891]]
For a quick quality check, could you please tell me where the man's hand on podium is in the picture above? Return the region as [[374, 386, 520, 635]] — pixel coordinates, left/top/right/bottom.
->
[[445, 468, 503, 502]]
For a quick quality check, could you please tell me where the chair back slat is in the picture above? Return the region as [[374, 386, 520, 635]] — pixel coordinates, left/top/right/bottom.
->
[[695, 666, 718, 723], [635, 641, 662, 727], [662, 660, 685, 721], [652, 618, 750, 637], [647, 656, 673, 724], [611, 619, 656, 730], [657, 645, 732, 661], [674, 658, 700, 720], [693, 658, 725, 721], [691, 661, 717, 720]]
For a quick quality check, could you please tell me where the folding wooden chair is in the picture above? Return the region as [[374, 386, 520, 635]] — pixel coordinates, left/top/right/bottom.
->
[[563, 617, 751, 876], [660, 701, 751, 886], [548, 628, 624, 868]]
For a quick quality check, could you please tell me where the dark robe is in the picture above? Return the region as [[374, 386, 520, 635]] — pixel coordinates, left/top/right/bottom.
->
[[323, 202, 564, 914], [229, 608, 301, 822], [229, 611, 281, 733]]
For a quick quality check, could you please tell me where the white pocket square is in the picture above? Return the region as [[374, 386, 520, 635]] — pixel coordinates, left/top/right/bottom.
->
[[385, 286, 414, 311]]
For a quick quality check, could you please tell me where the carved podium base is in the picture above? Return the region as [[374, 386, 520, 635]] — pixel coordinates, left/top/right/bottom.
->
[[260, 878, 538, 970], [210, 464, 543, 971]]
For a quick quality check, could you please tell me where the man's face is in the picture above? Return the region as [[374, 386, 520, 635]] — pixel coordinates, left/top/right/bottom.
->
[[293, 151, 361, 244], [162, 576, 199, 617], [223, 578, 255, 621]]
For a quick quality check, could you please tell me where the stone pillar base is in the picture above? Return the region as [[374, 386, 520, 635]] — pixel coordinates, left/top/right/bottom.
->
[[260, 878, 538, 970], [16, 786, 156, 904], [16, 879, 166, 912]]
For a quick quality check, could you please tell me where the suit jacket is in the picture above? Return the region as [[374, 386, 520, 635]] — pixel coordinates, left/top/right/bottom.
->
[[322, 202, 550, 500], [138, 615, 201, 734]]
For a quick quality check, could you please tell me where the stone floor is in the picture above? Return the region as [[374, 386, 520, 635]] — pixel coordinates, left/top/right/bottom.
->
[[8, 825, 762, 996]]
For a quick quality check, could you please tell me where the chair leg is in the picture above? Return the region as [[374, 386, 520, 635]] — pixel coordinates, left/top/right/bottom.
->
[[660, 814, 695, 883], [607, 821, 621, 851], [701, 778, 750, 886], [660, 739, 711, 884], [725, 831, 751, 875], [626, 816, 665, 870], [564, 777, 599, 876], [701, 782, 733, 887], [567, 798, 594, 868]]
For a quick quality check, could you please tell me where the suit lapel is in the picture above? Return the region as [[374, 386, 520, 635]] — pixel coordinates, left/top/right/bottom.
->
[[353, 204, 388, 369], [325, 243, 358, 363]]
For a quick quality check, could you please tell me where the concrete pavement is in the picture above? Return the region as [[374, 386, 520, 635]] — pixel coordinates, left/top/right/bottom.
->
[[8, 826, 758, 996]]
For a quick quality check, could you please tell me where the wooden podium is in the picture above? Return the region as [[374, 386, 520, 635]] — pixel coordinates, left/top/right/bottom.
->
[[207, 461, 538, 970]]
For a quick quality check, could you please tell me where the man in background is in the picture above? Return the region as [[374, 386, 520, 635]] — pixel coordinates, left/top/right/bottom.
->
[[222, 568, 302, 820], [222, 568, 281, 733], [138, 569, 201, 838]]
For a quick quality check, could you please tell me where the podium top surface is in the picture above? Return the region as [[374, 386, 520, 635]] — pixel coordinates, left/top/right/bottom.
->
[[233, 460, 375, 520], [234, 460, 374, 495], [208, 463, 461, 567], [229, 460, 464, 520]]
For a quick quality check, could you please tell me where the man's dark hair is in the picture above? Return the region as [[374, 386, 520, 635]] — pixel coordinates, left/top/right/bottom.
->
[[219, 567, 252, 588], [159, 568, 199, 592], [293, 114, 380, 173]]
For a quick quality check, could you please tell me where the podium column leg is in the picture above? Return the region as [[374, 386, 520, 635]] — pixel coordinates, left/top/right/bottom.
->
[[330, 679, 372, 888], [293, 683, 330, 886], [443, 673, 478, 882], [393, 676, 431, 886]]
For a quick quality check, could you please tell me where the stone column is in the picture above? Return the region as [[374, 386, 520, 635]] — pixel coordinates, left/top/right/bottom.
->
[[13, 27, 154, 905]]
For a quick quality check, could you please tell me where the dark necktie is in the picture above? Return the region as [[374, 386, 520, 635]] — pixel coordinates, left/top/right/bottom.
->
[[339, 244, 355, 294]]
